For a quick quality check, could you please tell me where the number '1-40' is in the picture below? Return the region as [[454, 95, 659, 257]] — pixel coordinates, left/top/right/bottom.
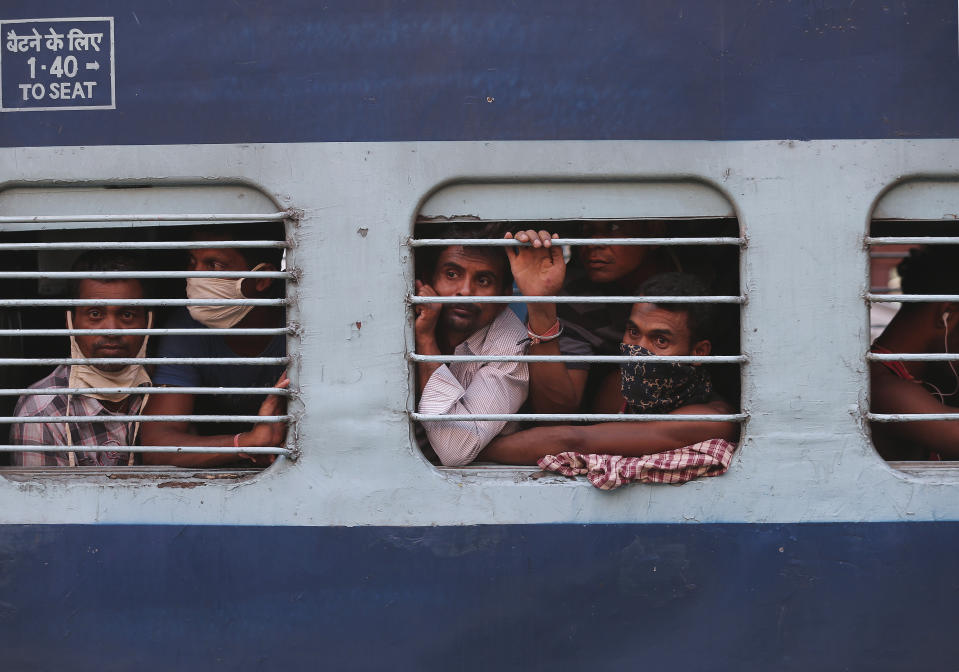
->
[[26, 56, 79, 79]]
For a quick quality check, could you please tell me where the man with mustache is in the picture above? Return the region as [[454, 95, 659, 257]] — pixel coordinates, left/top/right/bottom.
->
[[10, 252, 152, 466], [414, 226, 529, 466]]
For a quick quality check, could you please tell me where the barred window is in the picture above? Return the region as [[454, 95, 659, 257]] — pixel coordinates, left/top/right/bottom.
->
[[867, 180, 959, 468], [0, 185, 296, 475], [408, 182, 746, 471]]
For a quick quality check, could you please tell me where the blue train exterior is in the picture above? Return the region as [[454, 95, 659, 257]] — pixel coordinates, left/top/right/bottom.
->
[[2, 2, 959, 670]]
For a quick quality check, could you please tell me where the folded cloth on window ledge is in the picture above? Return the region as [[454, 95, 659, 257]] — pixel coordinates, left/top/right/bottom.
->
[[536, 439, 736, 490]]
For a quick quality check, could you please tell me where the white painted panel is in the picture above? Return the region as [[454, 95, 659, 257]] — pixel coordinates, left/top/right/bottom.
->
[[0, 184, 279, 231], [418, 181, 734, 221], [2, 140, 959, 526], [873, 180, 959, 220]]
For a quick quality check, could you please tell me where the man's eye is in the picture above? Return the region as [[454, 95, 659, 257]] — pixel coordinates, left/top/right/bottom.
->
[[87, 310, 101, 319], [655, 337, 669, 348], [445, 270, 457, 279]]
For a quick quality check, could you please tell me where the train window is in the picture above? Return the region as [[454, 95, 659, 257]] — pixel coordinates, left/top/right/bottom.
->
[[409, 182, 746, 472], [867, 180, 959, 467], [0, 185, 297, 478]]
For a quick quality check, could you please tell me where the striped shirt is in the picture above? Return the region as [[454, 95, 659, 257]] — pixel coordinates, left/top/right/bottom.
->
[[9, 366, 145, 467], [418, 309, 529, 466]]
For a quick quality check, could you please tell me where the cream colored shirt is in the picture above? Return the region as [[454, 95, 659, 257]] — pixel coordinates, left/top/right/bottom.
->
[[418, 309, 529, 466]]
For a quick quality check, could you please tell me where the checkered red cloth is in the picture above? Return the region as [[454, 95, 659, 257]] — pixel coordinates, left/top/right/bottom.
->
[[536, 438, 737, 490]]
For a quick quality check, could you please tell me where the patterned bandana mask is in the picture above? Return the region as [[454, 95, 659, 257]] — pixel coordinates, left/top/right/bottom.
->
[[620, 342, 712, 414]]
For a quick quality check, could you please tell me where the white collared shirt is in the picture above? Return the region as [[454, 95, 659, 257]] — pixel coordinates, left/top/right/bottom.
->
[[418, 309, 529, 466]]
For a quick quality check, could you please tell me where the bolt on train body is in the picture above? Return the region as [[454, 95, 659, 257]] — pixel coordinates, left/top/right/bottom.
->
[[1, 2, 959, 670]]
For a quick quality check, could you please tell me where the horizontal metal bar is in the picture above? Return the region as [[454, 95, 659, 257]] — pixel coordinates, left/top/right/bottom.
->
[[868, 294, 959, 303], [0, 444, 290, 455], [866, 237, 959, 245], [0, 415, 289, 424], [0, 212, 290, 225], [866, 413, 959, 422], [409, 295, 744, 304], [410, 237, 744, 247], [0, 240, 288, 251], [0, 298, 287, 307], [869, 252, 910, 259], [2, 387, 290, 396], [409, 353, 747, 364], [0, 357, 288, 366], [0, 270, 290, 279], [867, 352, 959, 362], [411, 412, 746, 423], [0, 328, 290, 337]]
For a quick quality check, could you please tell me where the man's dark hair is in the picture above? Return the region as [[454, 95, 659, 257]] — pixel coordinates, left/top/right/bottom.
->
[[190, 221, 285, 270], [898, 245, 959, 295], [414, 222, 513, 292], [637, 272, 718, 344], [69, 250, 149, 302]]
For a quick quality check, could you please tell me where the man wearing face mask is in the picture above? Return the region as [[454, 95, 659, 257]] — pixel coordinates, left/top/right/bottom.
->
[[10, 252, 152, 467], [478, 273, 738, 465], [141, 224, 287, 467]]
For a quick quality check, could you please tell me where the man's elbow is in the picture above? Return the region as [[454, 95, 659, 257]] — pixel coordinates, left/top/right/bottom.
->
[[431, 433, 485, 467], [437, 454, 472, 467], [701, 421, 739, 444], [435, 442, 481, 467]]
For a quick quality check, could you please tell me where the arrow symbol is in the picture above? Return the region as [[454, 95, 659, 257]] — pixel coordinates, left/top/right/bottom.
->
[[85, 61, 100, 71]]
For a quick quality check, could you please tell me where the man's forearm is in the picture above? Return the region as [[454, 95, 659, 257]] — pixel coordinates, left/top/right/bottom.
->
[[481, 417, 737, 465], [524, 304, 586, 413], [479, 425, 580, 464], [415, 333, 442, 397], [141, 425, 247, 466]]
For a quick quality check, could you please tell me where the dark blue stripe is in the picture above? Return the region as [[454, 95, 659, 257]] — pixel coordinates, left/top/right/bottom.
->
[[0, 522, 957, 671], [1, 0, 958, 147]]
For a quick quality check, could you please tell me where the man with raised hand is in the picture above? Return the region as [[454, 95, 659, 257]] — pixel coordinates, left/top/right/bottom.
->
[[414, 225, 529, 466], [11, 252, 152, 466]]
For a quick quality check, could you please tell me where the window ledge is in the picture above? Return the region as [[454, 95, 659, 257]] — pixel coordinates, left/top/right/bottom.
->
[[888, 461, 959, 479], [0, 465, 261, 485]]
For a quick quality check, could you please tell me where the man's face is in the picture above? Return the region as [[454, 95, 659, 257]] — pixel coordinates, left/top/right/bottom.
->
[[430, 246, 506, 336], [73, 279, 148, 372], [579, 221, 661, 284], [187, 247, 249, 273], [623, 302, 710, 357], [188, 245, 272, 298]]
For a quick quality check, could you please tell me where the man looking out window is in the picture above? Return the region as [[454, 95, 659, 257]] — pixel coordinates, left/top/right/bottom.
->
[[10, 251, 152, 467], [414, 225, 529, 466]]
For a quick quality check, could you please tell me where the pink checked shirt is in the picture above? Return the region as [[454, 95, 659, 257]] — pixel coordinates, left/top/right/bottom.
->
[[418, 309, 529, 466]]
